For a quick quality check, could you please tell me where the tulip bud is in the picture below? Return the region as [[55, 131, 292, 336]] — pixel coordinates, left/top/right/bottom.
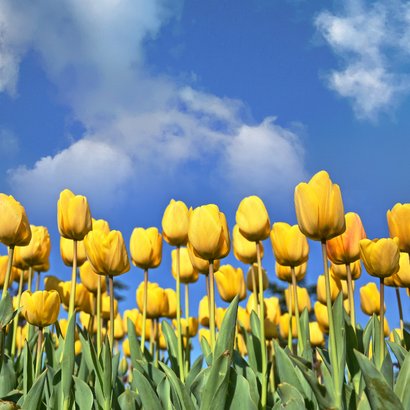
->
[[163, 288, 177, 319], [123, 338, 131, 357], [80, 312, 97, 333], [79, 261, 107, 294], [129, 227, 162, 270], [237, 306, 251, 332], [316, 273, 342, 304], [171, 247, 198, 284], [246, 293, 267, 317], [57, 189, 92, 241], [122, 309, 139, 332], [136, 282, 168, 319], [174, 317, 198, 338], [275, 261, 307, 283], [395, 252, 410, 287], [108, 313, 125, 340], [215, 307, 227, 330], [264, 316, 278, 340], [236, 196, 270, 242], [60, 237, 87, 267], [360, 238, 400, 279], [314, 301, 329, 333], [270, 223, 309, 267], [279, 313, 297, 339], [246, 263, 269, 292], [162, 199, 189, 246], [309, 322, 325, 347], [236, 333, 248, 356], [330, 260, 361, 281], [285, 286, 311, 314], [265, 296, 281, 325], [0, 194, 32, 247], [198, 296, 209, 327], [232, 224, 264, 264], [360, 282, 385, 316], [188, 204, 230, 261], [294, 170, 345, 241], [85, 230, 130, 276], [186, 242, 220, 274], [20, 290, 60, 328], [135, 312, 151, 339], [214, 264, 246, 303], [387, 203, 410, 253], [198, 328, 211, 345], [101, 293, 118, 319], [17, 225, 51, 268]]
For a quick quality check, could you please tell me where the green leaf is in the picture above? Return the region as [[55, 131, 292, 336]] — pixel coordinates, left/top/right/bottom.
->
[[23, 341, 34, 396], [127, 318, 144, 364], [118, 389, 139, 410], [73, 376, 94, 409], [156, 377, 172, 410], [134, 360, 165, 389], [225, 371, 258, 410], [60, 314, 75, 407], [277, 382, 305, 410], [199, 335, 212, 366], [394, 349, 410, 408], [21, 369, 47, 410], [299, 308, 312, 361], [132, 368, 162, 410], [190, 367, 210, 407], [354, 350, 403, 410], [214, 296, 238, 359], [162, 321, 181, 375], [332, 293, 346, 394], [387, 340, 407, 367], [102, 340, 112, 402], [0, 355, 16, 397], [0, 294, 16, 329], [185, 355, 203, 389]]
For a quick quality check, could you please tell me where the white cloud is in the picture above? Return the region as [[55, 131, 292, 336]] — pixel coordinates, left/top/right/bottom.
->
[[315, 0, 410, 120], [0, 129, 19, 156], [1, 0, 307, 212]]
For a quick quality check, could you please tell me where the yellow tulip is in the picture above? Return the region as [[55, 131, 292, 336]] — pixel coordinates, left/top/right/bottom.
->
[[279, 313, 297, 339], [387, 203, 410, 253], [85, 230, 130, 276], [171, 247, 198, 284], [215, 307, 227, 330], [275, 261, 307, 283], [309, 322, 325, 347], [92, 218, 110, 234], [314, 302, 329, 333], [246, 263, 269, 292], [101, 293, 118, 319], [198, 328, 211, 346], [20, 290, 60, 328], [232, 224, 264, 264], [330, 260, 361, 281], [340, 279, 353, 299], [396, 252, 410, 287], [381, 317, 390, 337], [186, 242, 220, 274], [75, 340, 82, 355], [158, 327, 168, 350], [60, 237, 87, 267], [57, 189, 92, 241], [316, 274, 342, 304], [0, 256, 18, 286], [174, 317, 199, 337], [246, 293, 266, 317], [214, 264, 246, 303], [123, 338, 131, 357], [33, 260, 49, 273], [389, 328, 403, 343], [163, 288, 177, 319], [135, 312, 152, 339], [17, 225, 51, 268], [12, 247, 29, 270], [44, 275, 62, 295], [326, 212, 366, 264], [360, 238, 400, 279], [14, 268, 29, 284], [236, 333, 248, 356], [360, 282, 385, 316], [294, 170, 345, 241], [188, 204, 230, 261], [237, 306, 251, 332], [79, 260, 107, 294], [108, 313, 125, 340], [383, 272, 403, 287], [16, 324, 28, 352], [129, 227, 162, 270], [59, 318, 79, 340], [122, 309, 139, 332], [265, 296, 281, 325], [270, 223, 309, 267], [236, 196, 270, 242], [264, 317, 278, 340], [79, 312, 97, 333], [162, 199, 189, 246], [0, 194, 31, 246], [285, 286, 311, 314], [59, 282, 93, 314], [136, 282, 168, 319], [198, 296, 209, 327]]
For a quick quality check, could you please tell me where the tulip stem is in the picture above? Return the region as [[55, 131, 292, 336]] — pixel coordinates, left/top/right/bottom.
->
[[209, 261, 216, 351], [141, 269, 148, 352], [28, 266, 33, 293], [175, 246, 185, 382], [154, 319, 159, 367], [109, 275, 114, 353], [346, 263, 356, 333], [256, 241, 267, 410], [321, 240, 341, 409], [291, 267, 304, 354], [251, 267, 259, 315], [287, 283, 293, 350], [395, 287, 404, 334], [97, 275, 102, 355], [35, 271, 40, 292], [150, 320, 155, 355], [379, 278, 385, 368], [35, 327, 43, 378], [68, 240, 78, 320], [2, 246, 15, 299], [11, 271, 24, 356], [185, 283, 190, 373]]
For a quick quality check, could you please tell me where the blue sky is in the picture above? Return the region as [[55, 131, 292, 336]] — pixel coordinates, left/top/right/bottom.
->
[[1, 0, 409, 333]]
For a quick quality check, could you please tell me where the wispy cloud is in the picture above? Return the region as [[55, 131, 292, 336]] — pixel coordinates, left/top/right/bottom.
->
[[315, 0, 410, 120]]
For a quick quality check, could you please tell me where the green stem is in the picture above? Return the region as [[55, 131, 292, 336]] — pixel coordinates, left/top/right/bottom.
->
[[68, 240, 78, 320], [109, 275, 114, 353], [35, 271, 40, 292], [35, 327, 43, 378], [251, 265, 259, 315], [28, 266, 33, 293], [2, 246, 15, 299], [97, 275, 102, 355], [175, 246, 185, 382], [346, 263, 356, 333], [155, 319, 159, 367], [395, 287, 404, 335], [291, 266, 304, 355], [256, 241, 267, 410], [209, 261, 216, 351], [379, 278, 385, 368], [321, 240, 341, 409], [141, 269, 148, 351], [11, 270, 24, 356], [185, 283, 190, 374], [287, 283, 293, 350], [150, 320, 155, 355]]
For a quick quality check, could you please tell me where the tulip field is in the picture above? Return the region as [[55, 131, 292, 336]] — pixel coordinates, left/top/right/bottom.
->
[[0, 170, 410, 409]]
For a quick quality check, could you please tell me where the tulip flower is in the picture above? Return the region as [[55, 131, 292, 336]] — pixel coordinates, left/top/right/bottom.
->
[[396, 252, 410, 287], [237, 306, 251, 333], [21, 290, 60, 328], [215, 307, 227, 330], [285, 286, 311, 314], [360, 282, 385, 316], [173, 317, 198, 338], [60, 237, 87, 267], [198, 328, 211, 346], [330, 261, 361, 281], [232, 224, 263, 264], [136, 282, 168, 319], [186, 242, 220, 274], [135, 312, 152, 340], [107, 313, 125, 340], [309, 322, 325, 347], [316, 274, 342, 304], [246, 293, 266, 317], [279, 313, 297, 339], [162, 199, 189, 246], [246, 263, 269, 292], [80, 260, 107, 294], [0, 256, 17, 287], [80, 312, 98, 334], [236, 333, 248, 356], [387, 203, 410, 253], [265, 297, 281, 340], [163, 288, 177, 319], [214, 264, 246, 303], [275, 261, 307, 283], [101, 293, 118, 319], [122, 309, 139, 332], [314, 302, 329, 333], [122, 338, 131, 357], [171, 247, 198, 284], [198, 296, 210, 327], [18, 225, 51, 269]]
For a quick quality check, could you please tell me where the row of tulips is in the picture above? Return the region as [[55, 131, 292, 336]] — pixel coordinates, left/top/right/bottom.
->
[[0, 170, 409, 409]]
